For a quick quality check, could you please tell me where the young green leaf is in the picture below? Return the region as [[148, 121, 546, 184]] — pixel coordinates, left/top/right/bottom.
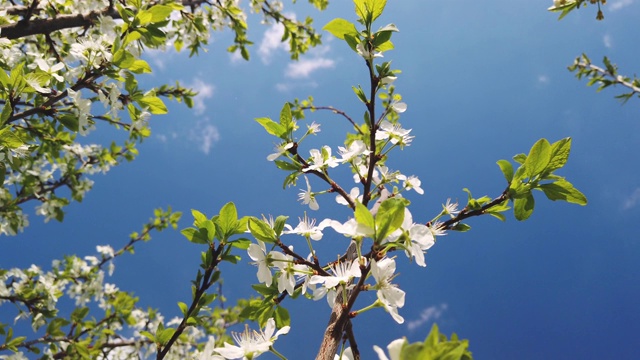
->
[[248, 217, 277, 243], [375, 198, 405, 242], [546, 137, 572, 172], [525, 138, 551, 178], [513, 193, 535, 221], [355, 201, 375, 231], [279, 103, 294, 132], [181, 227, 209, 244], [191, 209, 207, 227], [323, 18, 359, 40], [539, 179, 587, 205], [218, 202, 238, 237], [496, 159, 514, 183], [139, 96, 168, 114], [255, 117, 286, 138]]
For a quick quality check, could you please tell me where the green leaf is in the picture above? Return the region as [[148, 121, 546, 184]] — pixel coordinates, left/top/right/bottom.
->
[[156, 327, 176, 345], [248, 217, 277, 243], [0, 104, 11, 125], [322, 18, 359, 40], [57, 114, 79, 132], [140, 330, 156, 342], [279, 103, 294, 133], [230, 237, 251, 249], [539, 179, 587, 205], [218, 202, 238, 238], [274, 305, 291, 327], [177, 302, 188, 316], [370, 0, 387, 22], [191, 209, 207, 227], [352, 85, 368, 103], [129, 59, 152, 74], [255, 117, 286, 138], [513, 153, 527, 164], [275, 160, 299, 171], [354, 201, 375, 231], [546, 137, 571, 172], [136, 9, 153, 25], [148, 5, 174, 23], [451, 222, 471, 232], [375, 198, 406, 242], [0, 128, 24, 148], [181, 227, 209, 244], [525, 138, 551, 178], [113, 49, 135, 69], [496, 159, 514, 183], [273, 215, 289, 237], [139, 96, 167, 114], [514, 193, 535, 221], [123, 30, 142, 47]]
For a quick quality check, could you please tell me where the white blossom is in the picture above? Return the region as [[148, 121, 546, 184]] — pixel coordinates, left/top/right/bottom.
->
[[213, 318, 289, 359], [298, 176, 319, 210]]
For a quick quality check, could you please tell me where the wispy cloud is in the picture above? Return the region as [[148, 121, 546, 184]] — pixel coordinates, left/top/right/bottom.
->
[[610, 0, 633, 11], [189, 119, 220, 155], [258, 15, 294, 64], [184, 78, 215, 115], [603, 34, 613, 48], [622, 188, 640, 210], [537, 74, 550, 85], [406, 303, 448, 332], [285, 58, 335, 79], [275, 81, 319, 92], [277, 44, 335, 91]]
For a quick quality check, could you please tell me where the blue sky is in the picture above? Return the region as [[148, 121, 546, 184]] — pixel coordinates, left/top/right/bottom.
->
[[2, 0, 640, 359]]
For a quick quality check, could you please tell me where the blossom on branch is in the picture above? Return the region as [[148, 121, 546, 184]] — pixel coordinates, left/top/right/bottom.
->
[[298, 176, 319, 210], [371, 258, 405, 324], [213, 318, 290, 359]]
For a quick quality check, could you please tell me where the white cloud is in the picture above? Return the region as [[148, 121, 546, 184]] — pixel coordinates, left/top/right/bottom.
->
[[258, 21, 290, 64], [189, 119, 220, 155], [622, 188, 640, 210], [184, 78, 215, 115], [537, 75, 550, 85], [229, 50, 244, 64], [610, 0, 633, 11], [406, 303, 448, 332], [275, 81, 318, 92], [603, 34, 613, 48], [285, 58, 335, 79]]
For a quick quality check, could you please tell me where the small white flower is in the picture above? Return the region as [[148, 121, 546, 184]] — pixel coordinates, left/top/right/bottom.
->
[[335, 347, 354, 360], [213, 318, 289, 359], [267, 142, 293, 161], [304, 145, 340, 172], [356, 42, 383, 60], [271, 252, 307, 295], [375, 120, 414, 146], [337, 140, 370, 163], [327, 218, 374, 238], [284, 214, 331, 241], [443, 198, 460, 217], [298, 176, 319, 210], [397, 174, 423, 195], [429, 221, 447, 237], [336, 187, 363, 206], [371, 258, 405, 323], [373, 338, 406, 360], [307, 121, 321, 134], [309, 260, 361, 289], [386, 209, 434, 267], [391, 101, 407, 113], [248, 242, 278, 286]]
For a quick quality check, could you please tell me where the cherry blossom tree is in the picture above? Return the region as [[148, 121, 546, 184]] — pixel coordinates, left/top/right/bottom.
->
[[0, 1, 591, 359]]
